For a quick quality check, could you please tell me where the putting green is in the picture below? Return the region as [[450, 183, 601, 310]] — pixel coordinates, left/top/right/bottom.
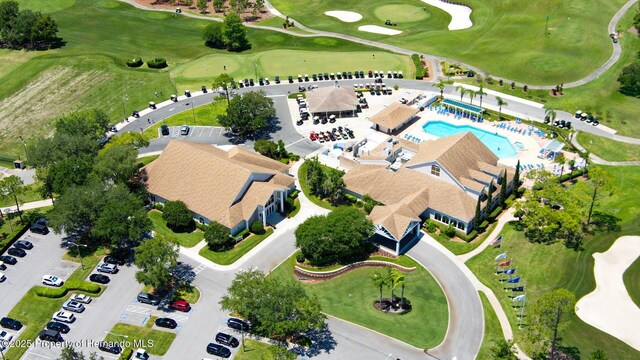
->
[[174, 50, 414, 87], [16, 0, 76, 13], [374, 5, 431, 22]]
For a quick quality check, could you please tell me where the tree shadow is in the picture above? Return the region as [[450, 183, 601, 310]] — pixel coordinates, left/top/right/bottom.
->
[[222, 115, 283, 144], [290, 324, 337, 357], [590, 211, 621, 233]]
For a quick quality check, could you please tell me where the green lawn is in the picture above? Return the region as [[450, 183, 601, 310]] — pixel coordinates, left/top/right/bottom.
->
[[294, 250, 417, 272], [477, 292, 504, 360], [174, 286, 201, 304], [137, 154, 160, 167], [270, 253, 448, 348], [0, 181, 45, 207], [234, 339, 296, 360], [623, 256, 640, 308], [0, 0, 403, 161], [141, 100, 227, 141], [269, 0, 626, 84], [148, 210, 203, 247], [103, 323, 176, 356], [577, 132, 640, 162], [199, 228, 274, 265], [466, 165, 640, 358], [297, 161, 337, 210], [3, 248, 103, 360], [429, 222, 498, 255]]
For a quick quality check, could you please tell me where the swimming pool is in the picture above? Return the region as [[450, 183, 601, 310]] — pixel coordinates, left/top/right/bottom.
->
[[422, 121, 518, 158]]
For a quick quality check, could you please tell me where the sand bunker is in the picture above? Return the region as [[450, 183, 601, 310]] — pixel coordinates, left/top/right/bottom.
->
[[421, 0, 472, 30], [575, 236, 640, 351], [358, 25, 402, 35], [325, 10, 363, 23]]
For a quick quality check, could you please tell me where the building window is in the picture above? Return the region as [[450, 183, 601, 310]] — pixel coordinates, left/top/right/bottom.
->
[[431, 165, 441, 177], [443, 216, 450, 224], [457, 222, 465, 230], [435, 213, 442, 221], [450, 220, 457, 228]]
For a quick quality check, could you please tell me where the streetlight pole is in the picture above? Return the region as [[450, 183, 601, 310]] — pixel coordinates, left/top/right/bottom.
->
[[191, 99, 196, 124], [66, 242, 88, 270], [122, 95, 128, 120], [18, 135, 27, 161], [170, 73, 178, 94], [254, 63, 258, 80]]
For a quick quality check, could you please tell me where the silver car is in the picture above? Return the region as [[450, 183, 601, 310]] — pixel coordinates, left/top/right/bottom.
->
[[62, 300, 85, 313], [71, 293, 92, 304], [97, 263, 118, 274], [52, 311, 75, 323]]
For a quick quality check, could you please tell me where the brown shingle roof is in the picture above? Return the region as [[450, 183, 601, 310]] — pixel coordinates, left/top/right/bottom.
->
[[369, 202, 420, 240], [143, 141, 293, 228], [370, 103, 419, 130], [306, 87, 358, 113], [405, 132, 499, 186]]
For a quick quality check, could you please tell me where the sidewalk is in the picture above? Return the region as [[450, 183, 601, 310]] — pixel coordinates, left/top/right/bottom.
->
[[459, 207, 516, 263], [1, 199, 53, 214]]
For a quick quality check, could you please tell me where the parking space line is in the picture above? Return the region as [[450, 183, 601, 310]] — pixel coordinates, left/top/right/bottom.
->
[[207, 128, 214, 137], [165, 314, 189, 322], [125, 305, 154, 315], [193, 264, 206, 274], [24, 351, 54, 359]]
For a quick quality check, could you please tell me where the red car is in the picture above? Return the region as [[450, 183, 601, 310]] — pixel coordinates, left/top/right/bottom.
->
[[309, 132, 318, 141], [169, 299, 191, 312]]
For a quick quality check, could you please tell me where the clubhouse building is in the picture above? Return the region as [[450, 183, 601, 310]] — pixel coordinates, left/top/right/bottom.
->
[[343, 132, 513, 254], [143, 140, 295, 235]]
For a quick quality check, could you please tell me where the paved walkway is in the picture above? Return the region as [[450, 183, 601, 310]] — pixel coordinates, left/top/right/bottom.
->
[[1, 199, 53, 214], [575, 236, 640, 351], [459, 207, 516, 263]]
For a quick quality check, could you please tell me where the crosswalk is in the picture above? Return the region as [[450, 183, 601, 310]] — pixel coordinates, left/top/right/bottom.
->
[[193, 264, 207, 274], [125, 304, 154, 316]]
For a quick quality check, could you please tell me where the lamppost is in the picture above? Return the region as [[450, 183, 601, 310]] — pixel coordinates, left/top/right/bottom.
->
[[65, 242, 88, 270], [254, 63, 258, 80], [170, 73, 178, 94], [122, 95, 128, 120], [18, 135, 27, 161], [190, 99, 196, 124]]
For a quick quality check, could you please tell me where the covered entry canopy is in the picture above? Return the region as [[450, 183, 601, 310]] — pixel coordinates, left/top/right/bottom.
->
[[443, 98, 484, 114]]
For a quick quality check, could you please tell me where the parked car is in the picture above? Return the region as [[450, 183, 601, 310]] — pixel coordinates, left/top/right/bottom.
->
[[206, 343, 231, 358], [42, 275, 64, 287], [62, 300, 85, 313], [39, 329, 62, 342], [14, 240, 33, 250], [134, 348, 149, 359], [104, 255, 126, 266], [227, 318, 250, 332], [160, 124, 170, 136], [30, 223, 49, 235], [137, 292, 161, 305], [0, 317, 22, 330], [52, 311, 76, 323], [46, 321, 70, 334], [71, 294, 92, 304], [168, 299, 191, 312], [7, 247, 26, 258], [0, 256, 16, 265], [0, 272, 5, 282], [0, 261, 5, 270], [154, 317, 177, 329], [98, 341, 122, 354], [89, 274, 110, 284], [180, 125, 190, 135], [215, 332, 239, 348], [97, 263, 118, 274], [0, 330, 14, 343]]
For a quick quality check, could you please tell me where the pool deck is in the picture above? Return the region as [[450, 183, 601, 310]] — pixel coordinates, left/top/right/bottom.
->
[[399, 108, 570, 173]]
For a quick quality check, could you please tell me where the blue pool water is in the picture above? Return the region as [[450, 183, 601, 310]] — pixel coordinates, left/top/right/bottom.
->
[[422, 121, 518, 158]]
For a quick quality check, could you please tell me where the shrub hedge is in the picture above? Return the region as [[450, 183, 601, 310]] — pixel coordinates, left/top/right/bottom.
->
[[250, 221, 265, 235], [126, 57, 143, 67], [65, 279, 101, 294], [147, 57, 168, 69], [411, 54, 424, 80], [34, 286, 67, 298]]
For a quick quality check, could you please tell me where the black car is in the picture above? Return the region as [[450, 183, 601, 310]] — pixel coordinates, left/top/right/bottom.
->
[[46, 321, 70, 334], [137, 292, 161, 305], [227, 318, 250, 332], [104, 255, 126, 266], [98, 341, 122, 354], [39, 329, 63, 342], [215, 332, 240, 348], [30, 223, 49, 235], [14, 240, 33, 250], [201, 85, 207, 93], [89, 274, 110, 284], [206, 343, 231, 358], [155, 317, 177, 329], [132, 110, 140, 118], [7, 247, 26, 258], [1, 317, 22, 330], [0, 255, 17, 265], [160, 124, 170, 136]]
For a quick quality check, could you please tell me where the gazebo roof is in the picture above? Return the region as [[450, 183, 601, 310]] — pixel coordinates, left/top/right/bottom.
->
[[306, 87, 358, 113], [543, 139, 565, 152]]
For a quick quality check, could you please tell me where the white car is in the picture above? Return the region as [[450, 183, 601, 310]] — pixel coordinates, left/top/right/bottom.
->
[[42, 275, 64, 287], [71, 293, 92, 304], [96, 263, 118, 274], [62, 300, 85, 313], [0, 330, 14, 343], [52, 311, 75, 323], [0, 272, 5, 282]]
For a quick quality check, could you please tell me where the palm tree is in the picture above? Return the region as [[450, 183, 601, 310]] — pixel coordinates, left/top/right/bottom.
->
[[432, 79, 446, 100], [396, 274, 406, 309], [496, 96, 507, 120], [456, 85, 467, 102], [468, 91, 476, 105], [387, 268, 402, 301], [545, 108, 557, 124], [370, 270, 388, 306], [476, 84, 487, 107], [556, 152, 566, 179]]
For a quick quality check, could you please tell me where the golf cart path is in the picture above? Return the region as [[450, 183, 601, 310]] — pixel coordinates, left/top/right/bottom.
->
[[575, 236, 640, 351], [571, 134, 640, 165], [119, 0, 639, 89]]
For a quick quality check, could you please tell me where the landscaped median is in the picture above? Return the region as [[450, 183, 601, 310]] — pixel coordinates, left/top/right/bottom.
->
[[234, 339, 296, 360], [103, 322, 176, 359], [2, 251, 104, 360], [199, 228, 274, 265], [269, 251, 448, 348], [148, 210, 203, 248]]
